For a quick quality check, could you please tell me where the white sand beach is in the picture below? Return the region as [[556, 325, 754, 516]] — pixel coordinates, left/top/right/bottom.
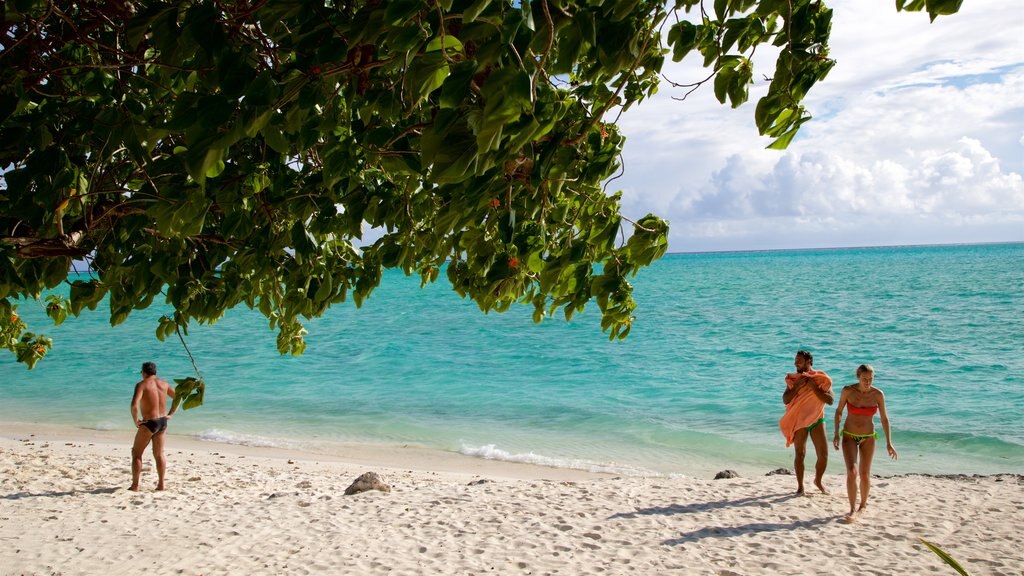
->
[[1, 423, 1021, 576]]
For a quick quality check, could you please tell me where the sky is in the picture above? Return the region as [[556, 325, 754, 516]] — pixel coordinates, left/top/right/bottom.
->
[[615, 0, 1024, 252]]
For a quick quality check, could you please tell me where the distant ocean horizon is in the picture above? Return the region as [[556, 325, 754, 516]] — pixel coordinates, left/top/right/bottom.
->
[[674, 240, 1022, 255], [2, 242, 1022, 477]]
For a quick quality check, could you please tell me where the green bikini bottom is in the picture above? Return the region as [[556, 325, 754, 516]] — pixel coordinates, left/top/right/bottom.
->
[[805, 417, 825, 432], [842, 430, 878, 445]]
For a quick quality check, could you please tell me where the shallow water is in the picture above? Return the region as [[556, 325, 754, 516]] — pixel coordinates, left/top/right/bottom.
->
[[2, 243, 1022, 476]]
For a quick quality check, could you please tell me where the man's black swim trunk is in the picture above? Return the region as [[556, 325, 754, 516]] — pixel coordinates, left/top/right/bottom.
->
[[141, 417, 168, 434]]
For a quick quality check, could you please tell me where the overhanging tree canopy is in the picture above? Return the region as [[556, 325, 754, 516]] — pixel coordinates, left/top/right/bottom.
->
[[1, 0, 961, 374]]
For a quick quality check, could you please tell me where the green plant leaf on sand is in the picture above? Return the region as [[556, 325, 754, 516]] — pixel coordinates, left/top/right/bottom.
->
[[918, 538, 971, 576]]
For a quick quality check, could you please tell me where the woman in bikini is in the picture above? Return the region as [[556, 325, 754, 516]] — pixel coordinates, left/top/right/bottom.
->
[[833, 364, 898, 522]]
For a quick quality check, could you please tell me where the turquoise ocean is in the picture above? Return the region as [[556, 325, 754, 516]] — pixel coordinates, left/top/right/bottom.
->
[[2, 243, 1022, 477]]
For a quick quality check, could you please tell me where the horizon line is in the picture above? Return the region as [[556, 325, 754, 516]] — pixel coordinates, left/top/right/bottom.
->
[[667, 239, 1024, 256]]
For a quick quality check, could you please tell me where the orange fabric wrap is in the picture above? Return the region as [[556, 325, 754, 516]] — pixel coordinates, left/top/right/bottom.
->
[[778, 369, 833, 447]]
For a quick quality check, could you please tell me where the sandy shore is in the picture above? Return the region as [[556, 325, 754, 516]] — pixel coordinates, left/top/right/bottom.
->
[[1, 423, 1022, 576]]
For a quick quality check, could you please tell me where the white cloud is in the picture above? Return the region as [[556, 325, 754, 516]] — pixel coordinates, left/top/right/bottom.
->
[[667, 138, 1023, 244], [615, 0, 1024, 251]]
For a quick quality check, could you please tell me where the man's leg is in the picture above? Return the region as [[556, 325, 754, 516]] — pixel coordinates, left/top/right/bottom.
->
[[792, 428, 809, 494], [152, 430, 167, 491], [809, 423, 830, 494], [130, 426, 153, 491]]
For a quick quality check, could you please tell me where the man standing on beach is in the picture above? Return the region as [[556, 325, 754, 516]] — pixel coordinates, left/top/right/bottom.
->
[[129, 362, 176, 491], [779, 350, 834, 495]]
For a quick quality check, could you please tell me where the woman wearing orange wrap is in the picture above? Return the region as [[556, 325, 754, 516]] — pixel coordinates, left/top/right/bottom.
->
[[833, 364, 898, 523]]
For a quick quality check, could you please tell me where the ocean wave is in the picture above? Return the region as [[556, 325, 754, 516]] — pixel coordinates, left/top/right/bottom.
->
[[458, 443, 667, 478], [898, 429, 1024, 455], [194, 428, 296, 449], [91, 422, 119, 431]]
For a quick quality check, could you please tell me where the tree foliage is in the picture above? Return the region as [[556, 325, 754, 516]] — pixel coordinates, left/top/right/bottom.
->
[[1, 0, 961, 371]]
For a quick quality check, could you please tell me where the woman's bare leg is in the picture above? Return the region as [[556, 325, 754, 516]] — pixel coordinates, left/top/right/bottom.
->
[[841, 435, 859, 521], [858, 437, 877, 513]]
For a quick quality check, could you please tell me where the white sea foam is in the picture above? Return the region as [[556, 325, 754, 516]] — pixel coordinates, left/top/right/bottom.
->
[[458, 443, 666, 478], [92, 422, 118, 431], [194, 428, 295, 449]]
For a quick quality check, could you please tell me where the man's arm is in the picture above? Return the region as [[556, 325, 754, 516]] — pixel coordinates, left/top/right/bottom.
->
[[164, 380, 177, 417], [800, 371, 834, 405], [783, 379, 799, 404], [782, 373, 798, 403], [130, 383, 143, 427], [808, 382, 834, 405]]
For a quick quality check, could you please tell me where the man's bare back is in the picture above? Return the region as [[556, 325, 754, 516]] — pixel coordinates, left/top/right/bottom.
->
[[133, 376, 173, 423]]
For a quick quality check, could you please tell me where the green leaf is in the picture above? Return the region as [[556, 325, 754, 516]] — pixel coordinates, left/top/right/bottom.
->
[[918, 539, 971, 576], [422, 111, 478, 182], [218, 50, 257, 98], [385, 0, 424, 24], [463, 0, 492, 23], [668, 21, 699, 62], [439, 62, 476, 109], [260, 120, 290, 154], [609, 0, 642, 22], [205, 157, 226, 178], [426, 35, 464, 55], [173, 377, 206, 411], [478, 67, 532, 153], [183, 385, 205, 410], [521, 0, 535, 30], [766, 125, 800, 150], [45, 295, 68, 326], [897, 0, 928, 12], [244, 72, 280, 108], [155, 316, 176, 342], [387, 25, 427, 52], [184, 2, 226, 56], [314, 272, 334, 302], [184, 139, 226, 185], [727, 60, 752, 108], [406, 52, 450, 105], [69, 280, 108, 316], [714, 67, 732, 104], [242, 109, 273, 138], [125, 5, 176, 50], [714, 0, 728, 20], [925, 0, 963, 20]]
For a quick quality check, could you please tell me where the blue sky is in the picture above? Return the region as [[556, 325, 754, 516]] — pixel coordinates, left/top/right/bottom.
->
[[616, 0, 1024, 252]]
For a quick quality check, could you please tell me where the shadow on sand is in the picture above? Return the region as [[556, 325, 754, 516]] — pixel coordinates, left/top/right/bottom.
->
[[661, 515, 840, 545], [1, 486, 121, 500], [609, 491, 842, 544], [609, 492, 797, 520]]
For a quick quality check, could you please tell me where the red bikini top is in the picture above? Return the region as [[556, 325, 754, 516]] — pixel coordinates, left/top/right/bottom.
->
[[847, 404, 878, 416]]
